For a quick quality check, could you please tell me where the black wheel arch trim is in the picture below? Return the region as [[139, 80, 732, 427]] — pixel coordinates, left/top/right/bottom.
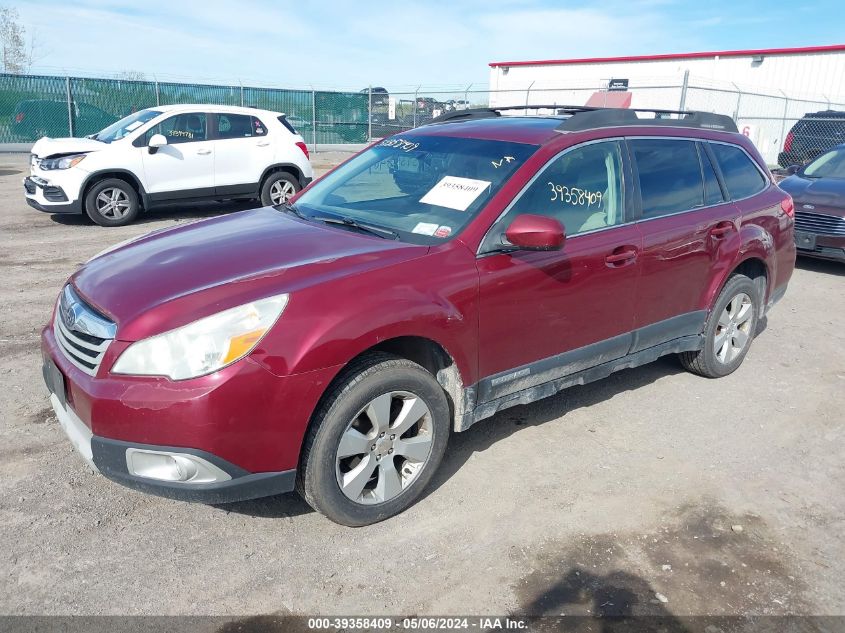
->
[[81, 169, 148, 207], [260, 163, 309, 189]]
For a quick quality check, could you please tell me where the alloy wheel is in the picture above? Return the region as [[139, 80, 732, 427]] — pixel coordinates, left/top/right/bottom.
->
[[269, 180, 296, 205], [335, 391, 434, 505], [95, 187, 131, 219], [714, 292, 754, 364]]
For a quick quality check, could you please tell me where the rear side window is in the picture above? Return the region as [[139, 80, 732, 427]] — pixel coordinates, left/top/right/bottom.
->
[[217, 113, 260, 139], [278, 115, 296, 134], [709, 143, 767, 200], [630, 139, 703, 218]]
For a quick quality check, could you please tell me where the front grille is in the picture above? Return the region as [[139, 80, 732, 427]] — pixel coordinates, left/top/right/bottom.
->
[[53, 286, 115, 377], [794, 210, 845, 236]]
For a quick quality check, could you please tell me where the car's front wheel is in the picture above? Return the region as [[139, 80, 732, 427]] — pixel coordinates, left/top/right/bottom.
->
[[84, 178, 140, 227], [260, 172, 300, 207], [298, 353, 450, 526], [680, 274, 760, 378]]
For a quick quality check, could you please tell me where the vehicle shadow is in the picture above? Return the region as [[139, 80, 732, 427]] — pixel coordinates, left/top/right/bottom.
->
[[212, 490, 313, 519], [422, 356, 685, 502], [795, 255, 845, 276], [48, 199, 263, 227], [520, 566, 688, 630]]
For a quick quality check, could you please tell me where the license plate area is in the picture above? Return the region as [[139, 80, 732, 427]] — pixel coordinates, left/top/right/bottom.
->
[[43, 356, 67, 408], [794, 230, 817, 250]]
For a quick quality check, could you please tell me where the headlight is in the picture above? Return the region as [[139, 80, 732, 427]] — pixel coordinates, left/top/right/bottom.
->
[[112, 294, 289, 380], [41, 154, 87, 170]]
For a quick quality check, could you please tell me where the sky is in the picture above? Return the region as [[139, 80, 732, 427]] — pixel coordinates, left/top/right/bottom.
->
[[17, 0, 845, 92]]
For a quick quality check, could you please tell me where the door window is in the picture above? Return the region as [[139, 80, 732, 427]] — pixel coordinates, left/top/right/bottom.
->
[[630, 139, 703, 218], [709, 143, 767, 200], [493, 140, 625, 242], [145, 113, 207, 144], [217, 113, 266, 139]]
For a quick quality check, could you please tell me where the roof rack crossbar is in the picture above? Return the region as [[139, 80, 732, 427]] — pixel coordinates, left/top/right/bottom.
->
[[428, 104, 738, 133]]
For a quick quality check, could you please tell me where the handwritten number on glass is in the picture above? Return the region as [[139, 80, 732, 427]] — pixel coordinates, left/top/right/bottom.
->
[[548, 182, 603, 208]]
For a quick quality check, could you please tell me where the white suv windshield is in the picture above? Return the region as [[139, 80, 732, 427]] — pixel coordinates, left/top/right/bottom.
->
[[93, 110, 162, 143], [293, 134, 538, 244]]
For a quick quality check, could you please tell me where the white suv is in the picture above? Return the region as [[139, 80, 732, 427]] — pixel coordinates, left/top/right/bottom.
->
[[24, 104, 313, 226]]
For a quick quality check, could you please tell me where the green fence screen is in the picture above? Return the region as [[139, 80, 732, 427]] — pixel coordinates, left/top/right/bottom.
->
[[0, 73, 369, 144]]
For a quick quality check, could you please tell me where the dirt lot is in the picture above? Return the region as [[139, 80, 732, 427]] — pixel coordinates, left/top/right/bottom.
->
[[1, 152, 843, 619]]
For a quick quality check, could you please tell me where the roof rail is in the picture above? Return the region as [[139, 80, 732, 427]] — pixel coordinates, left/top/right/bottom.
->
[[427, 104, 738, 133]]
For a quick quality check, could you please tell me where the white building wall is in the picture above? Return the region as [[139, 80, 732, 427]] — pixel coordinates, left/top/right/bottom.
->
[[489, 50, 845, 103]]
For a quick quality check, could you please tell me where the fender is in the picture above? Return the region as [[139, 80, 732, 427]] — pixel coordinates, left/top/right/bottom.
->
[[80, 168, 149, 206], [259, 162, 308, 189], [703, 221, 774, 312]]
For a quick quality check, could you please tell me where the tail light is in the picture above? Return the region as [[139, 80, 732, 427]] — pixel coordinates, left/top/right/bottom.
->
[[14, 112, 24, 123], [784, 130, 794, 153], [781, 195, 794, 218], [295, 141, 309, 159]]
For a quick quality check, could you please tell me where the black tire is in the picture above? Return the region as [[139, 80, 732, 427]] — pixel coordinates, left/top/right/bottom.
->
[[84, 178, 140, 227], [260, 171, 300, 207], [680, 274, 760, 378], [297, 352, 450, 526]]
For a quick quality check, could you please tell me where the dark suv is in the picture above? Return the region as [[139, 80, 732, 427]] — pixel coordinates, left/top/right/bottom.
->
[[778, 110, 845, 167], [41, 106, 795, 526]]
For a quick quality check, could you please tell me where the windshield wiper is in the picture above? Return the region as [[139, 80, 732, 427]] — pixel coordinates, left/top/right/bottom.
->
[[313, 215, 399, 240], [279, 201, 307, 218]]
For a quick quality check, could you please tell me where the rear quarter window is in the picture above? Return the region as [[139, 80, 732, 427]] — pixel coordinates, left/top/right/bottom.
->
[[710, 143, 767, 200]]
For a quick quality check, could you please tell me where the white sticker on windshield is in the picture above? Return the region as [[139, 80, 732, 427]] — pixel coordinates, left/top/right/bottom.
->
[[412, 222, 439, 235], [125, 121, 144, 132], [419, 176, 491, 211]]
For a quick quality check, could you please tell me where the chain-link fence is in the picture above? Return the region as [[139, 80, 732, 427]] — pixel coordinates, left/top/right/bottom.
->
[[0, 73, 369, 145], [3, 72, 845, 165]]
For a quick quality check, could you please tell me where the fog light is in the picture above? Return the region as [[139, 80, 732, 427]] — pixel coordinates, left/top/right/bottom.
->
[[125, 449, 232, 484]]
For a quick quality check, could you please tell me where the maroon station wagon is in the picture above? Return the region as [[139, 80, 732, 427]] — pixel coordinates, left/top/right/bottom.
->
[[41, 106, 796, 526]]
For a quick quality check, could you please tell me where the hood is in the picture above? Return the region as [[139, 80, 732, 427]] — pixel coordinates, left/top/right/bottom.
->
[[71, 207, 428, 341], [32, 136, 107, 158], [779, 174, 845, 209]]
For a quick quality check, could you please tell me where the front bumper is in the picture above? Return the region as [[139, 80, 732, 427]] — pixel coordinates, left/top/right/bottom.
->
[[24, 176, 82, 214], [42, 323, 339, 503], [45, 388, 295, 503], [795, 233, 845, 263]]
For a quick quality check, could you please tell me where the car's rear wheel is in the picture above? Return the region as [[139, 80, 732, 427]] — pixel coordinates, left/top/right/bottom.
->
[[260, 172, 300, 207], [84, 178, 140, 227], [680, 274, 759, 378], [298, 353, 450, 526]]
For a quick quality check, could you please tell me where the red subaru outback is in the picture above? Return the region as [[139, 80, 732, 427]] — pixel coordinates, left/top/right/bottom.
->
[[41, 107, 796, 526]]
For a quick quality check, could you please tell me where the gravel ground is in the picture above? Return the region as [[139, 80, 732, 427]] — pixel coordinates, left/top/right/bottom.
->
[[1, 152, 843, 618]]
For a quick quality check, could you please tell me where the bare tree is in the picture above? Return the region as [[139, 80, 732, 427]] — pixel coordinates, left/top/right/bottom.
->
[[0, 5, 27, 73], [116, 70, 147, 82]]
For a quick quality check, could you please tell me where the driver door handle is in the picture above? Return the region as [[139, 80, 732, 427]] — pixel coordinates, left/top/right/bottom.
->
[[197, 148, 212, 155], [605, 245, 639, 267], [256, 141, 270, 147]]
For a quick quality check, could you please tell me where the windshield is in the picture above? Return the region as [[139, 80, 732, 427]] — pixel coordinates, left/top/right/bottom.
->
[[93, 109, 162, 143], [803, 147, 845, 179], [293, 134, 538, 244]]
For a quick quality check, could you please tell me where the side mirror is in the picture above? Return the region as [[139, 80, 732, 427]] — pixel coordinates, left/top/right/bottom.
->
[[786, 164, 801, 175], [148, 133, 167, 154], [503, 214, 565, 251]]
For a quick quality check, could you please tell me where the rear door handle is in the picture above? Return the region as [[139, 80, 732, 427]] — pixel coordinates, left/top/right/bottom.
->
[[197, 148, 212, 155], [710, 221, 735, 238], [605, 245, 639, 267]]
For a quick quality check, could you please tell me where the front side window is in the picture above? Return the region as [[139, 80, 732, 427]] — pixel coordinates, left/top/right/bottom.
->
[[800, 147, 845, 179], [217, 113, 265, 139], [631, 139, 703, 218], [94, 109, 161, 143], [293, 135, 538, 244], [710, 143, 767, 199], [146, 113, 207, 144], [490, 140, 625, 244]]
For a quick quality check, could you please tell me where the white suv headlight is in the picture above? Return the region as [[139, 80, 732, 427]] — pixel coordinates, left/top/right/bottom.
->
[[41, 154, 87, 170], [112, 294, 289, 380]]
